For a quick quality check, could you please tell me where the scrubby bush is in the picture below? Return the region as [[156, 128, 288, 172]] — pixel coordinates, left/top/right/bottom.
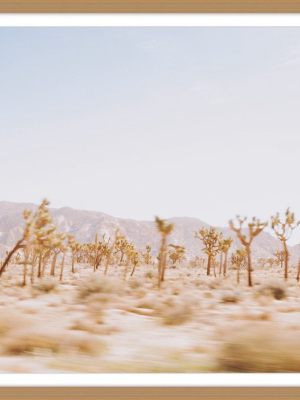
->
[[154, 296, 192, 325], [0, 310, 28, 336], [221, 290, 241, 303], [2, 327, 104, 356], [32, 277, 58, 295], [144, 270, 156, 279], [128, 277, 143, 290], [218, 323, 300, 372], [257, 280, 286, 300], [78, 275, 121, 300]]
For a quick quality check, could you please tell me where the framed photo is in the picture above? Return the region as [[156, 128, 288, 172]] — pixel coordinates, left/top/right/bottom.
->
[[0, 2, 300, 399]]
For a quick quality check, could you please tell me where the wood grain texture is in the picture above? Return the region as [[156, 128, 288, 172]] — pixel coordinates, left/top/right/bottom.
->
[[0, 387, 299, 400], [1, 0, 300, 13]]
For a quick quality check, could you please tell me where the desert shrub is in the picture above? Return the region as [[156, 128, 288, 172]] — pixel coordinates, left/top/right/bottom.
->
[[0, 310, 28, 336], [218, 323, 300, 372], [32, 277, 58, 295], [144, 270, 156, 279], [208, 280, 221, 290], [78, 275, 121, 300], [221, 290, 241, 304], [2, 327, 103, 356], [136, 294, 156, 310], [128, 277, 143, 290], [154, 296, 192, 325], [257, 280, 286, 300]]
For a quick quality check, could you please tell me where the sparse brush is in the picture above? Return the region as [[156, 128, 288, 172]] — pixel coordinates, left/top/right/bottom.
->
[[154, 296, 192, 325], [256, 280, 286, 300], [78, 275, 121, 299], [220, 290, 241, 303], [31, 277, 58, 295], [2, 327, 104, 356], [144, 270, 156, 279], [0, 310, 29, 336], [217, 323, 300, 372], [128, 277, 144, 290]]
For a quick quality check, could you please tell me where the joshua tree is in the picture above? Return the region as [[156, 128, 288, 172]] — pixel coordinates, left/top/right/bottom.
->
[[0, 199, 58, 279], [155, 216, 174, 288], [271, 208, 299, 280], [258, 258, 268, 268], [274, 249, 285, 269], [168, 245, 186, 265], [222, 237, 233, 276], [59, 245, 67, 282], [114, 238, 131, 264], [68, 235, 81, 273], [141, 245, 153, 265], [195, 227, 223, 276], [297, 245, 300, 282], [0, 208, 34, 278], [129, 250, 140, 277], [104, 230, 124, 275], [229, 216, 267, 287], [267, 257, 276, 268], [236, 248, 246, 284]]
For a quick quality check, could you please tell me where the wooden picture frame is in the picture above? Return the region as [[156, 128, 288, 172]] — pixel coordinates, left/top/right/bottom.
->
[[0, 2, 300, 400], [0, 387, 299, 399], [1, 0, 300, 13]]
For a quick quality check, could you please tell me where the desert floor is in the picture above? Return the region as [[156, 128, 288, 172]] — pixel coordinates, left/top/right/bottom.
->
[[0, 262, 300, 373]]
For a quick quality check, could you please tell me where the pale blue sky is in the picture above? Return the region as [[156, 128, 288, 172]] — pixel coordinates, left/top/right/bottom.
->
[[1, 28, 300, 242]]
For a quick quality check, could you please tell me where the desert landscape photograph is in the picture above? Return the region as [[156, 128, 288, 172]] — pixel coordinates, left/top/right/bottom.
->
[[1, 27, 300, 373]]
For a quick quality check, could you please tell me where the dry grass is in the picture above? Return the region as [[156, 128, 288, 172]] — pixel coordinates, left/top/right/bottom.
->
[[0, 261, 299, 372], [218, 322, 300, 372]]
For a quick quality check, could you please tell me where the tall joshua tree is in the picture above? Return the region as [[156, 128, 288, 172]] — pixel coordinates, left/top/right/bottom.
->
[[236, 248, 246, 284], [168, 244, 186, 265], [297, 244, 300, 282], [271, 208, 299, 280], [104, 230, 124, 275], [141, 245, 152, 265], [195, 227, 222, 276], [155, 216, 174, 288], [229, 216, 267, 287], [0, 199, 55, 278], [221, 237, 233, 276], [274, 249, 285, 269]]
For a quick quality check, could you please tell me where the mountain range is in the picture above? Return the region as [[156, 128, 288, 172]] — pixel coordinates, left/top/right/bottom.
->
[[0, 201, 299, 261]]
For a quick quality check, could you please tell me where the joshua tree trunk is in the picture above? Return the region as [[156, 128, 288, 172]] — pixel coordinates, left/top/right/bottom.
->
[[104, 250, 112, 275], [246, 245, 252, 287], [158, 236, 166, 289], [207, 255, 211, 276], [283, 241, 289, 280], [219, 252, 223, 275], [130, 262, 137, 277], [22, 247, 29, 287], [0, 239, 23, 277], [31, 255, 37, 284], [223, 250, 228, 276], [297, 259, 300, 282], [212, 257, 216, 277], [237, 260, 241, 284], [41, 252, 50, 277], [72, 255, 75, 273], [161, 252, 167, 282], [59, 253, 65, 282], [50, 253, 57, 276], [37, 255, 42, 278]]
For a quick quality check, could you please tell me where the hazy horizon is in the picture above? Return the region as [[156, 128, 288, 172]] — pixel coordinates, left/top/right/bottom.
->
[[1, 28, 300, 243]]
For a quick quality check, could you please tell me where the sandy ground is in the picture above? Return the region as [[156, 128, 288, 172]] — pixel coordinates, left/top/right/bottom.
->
[[0, 261, 300, 373]]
